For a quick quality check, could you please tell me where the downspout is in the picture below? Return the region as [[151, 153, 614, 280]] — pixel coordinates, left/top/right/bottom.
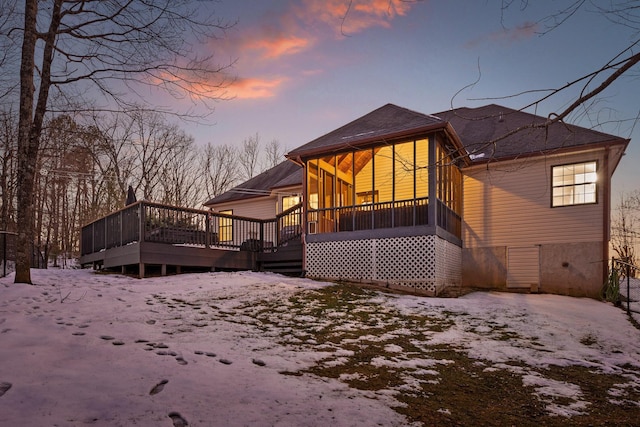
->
[[301, 160, 308, 277], [602, 147, 610, 287]]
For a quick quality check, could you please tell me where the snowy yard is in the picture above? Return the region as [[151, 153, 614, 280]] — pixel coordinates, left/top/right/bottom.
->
[[1, 269, 639, 426], [621, 277, 640, 322]]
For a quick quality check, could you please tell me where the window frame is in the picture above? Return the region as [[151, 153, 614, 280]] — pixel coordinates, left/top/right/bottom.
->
[[550, 160, 598, 208]]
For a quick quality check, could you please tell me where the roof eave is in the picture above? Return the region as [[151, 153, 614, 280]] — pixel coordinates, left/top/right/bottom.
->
[[287, 122, 450, 161], [462, 138, 629, 168]]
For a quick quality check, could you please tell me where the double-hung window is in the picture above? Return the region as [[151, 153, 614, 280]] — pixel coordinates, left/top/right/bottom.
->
[[551, 161, 597, 207]]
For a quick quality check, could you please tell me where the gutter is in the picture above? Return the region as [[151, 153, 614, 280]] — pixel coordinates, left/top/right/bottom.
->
[[603, 146, 610, 287], [286, 122, 452, 162]]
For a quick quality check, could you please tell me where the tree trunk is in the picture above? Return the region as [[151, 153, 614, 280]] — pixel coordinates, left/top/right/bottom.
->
[[15, 0, 63, 283], [15, 0, 39, 284]]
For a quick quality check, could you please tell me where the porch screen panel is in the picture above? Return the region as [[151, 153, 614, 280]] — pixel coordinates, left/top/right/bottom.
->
[[415, 138, 429, 199], [374, 146, 393, 203], [336, 152, 354, 207], [394, 141, 414, 201], [321, 155, 336, 209], [320, 155, 336, 233], [374, 145, 393, 228], [394, 141, 415, 227], [307, 159, 319, 233], [354, 148, 374, 204]]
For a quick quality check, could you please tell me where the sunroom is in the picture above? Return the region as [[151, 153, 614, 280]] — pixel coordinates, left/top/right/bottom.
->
[[286, 104, 466, 295]]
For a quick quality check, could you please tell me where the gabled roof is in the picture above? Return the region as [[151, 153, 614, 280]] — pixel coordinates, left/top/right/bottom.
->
[[435, 104, 629, 163], [286, 103, 449, 161], [203, 160, 301, 207]]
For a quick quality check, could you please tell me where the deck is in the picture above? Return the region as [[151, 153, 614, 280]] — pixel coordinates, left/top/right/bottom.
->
[[80, 201, 303, 277]]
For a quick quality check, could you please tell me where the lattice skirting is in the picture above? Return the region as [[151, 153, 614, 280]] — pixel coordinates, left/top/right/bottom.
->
[[305, 235, 461, 296]]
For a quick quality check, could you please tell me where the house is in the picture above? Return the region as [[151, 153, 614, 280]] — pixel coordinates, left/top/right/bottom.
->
[[207, 103, 628, 298], [204, 160, 302, 219]]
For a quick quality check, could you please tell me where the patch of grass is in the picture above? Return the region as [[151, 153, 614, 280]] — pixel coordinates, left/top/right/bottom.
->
[[227, 283, 640, 426], [579, 334, 598, 346], [539, 364, 640, 425]]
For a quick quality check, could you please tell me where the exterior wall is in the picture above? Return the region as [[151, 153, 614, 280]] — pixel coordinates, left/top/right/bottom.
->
[[209, 197, 276, 219], [539, 241, 603, 297], [462, 150, 610, 297], [305, 234, 461, 296]]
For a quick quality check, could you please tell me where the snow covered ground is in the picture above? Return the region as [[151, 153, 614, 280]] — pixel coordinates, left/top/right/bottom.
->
[[0, 268, 639, 426]]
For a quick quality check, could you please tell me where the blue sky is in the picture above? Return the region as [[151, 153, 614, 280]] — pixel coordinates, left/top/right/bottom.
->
[[172, 0, 638, 197]]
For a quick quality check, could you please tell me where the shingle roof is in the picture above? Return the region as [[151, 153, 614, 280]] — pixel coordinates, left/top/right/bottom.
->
[[286, 103, 447, 160], [435, 104, 628, 163], [203, 160, 301, 206], [207, 103, 628, 207]]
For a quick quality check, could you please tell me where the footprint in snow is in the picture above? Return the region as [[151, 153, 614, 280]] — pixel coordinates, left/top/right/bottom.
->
[[0, 382, 11, 397], [149, 379, 168, 395], [169, 412, 188, 427]]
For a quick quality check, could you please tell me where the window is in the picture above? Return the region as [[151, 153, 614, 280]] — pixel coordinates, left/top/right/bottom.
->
[[282, 195, 301, 226], [219, 209, 233, 241], [552, 161, 597, 207], [282, 195, 301, 212]]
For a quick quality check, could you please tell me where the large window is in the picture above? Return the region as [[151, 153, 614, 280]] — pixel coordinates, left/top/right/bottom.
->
[[552, 161, 597, 207]]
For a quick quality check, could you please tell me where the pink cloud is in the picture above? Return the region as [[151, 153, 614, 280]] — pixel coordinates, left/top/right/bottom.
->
[[467, 21, 539, 48], [244, 34, 312, 59], [209, 1, 418, 102], [229, 76, 288, 99], [300, 0, 413, 35]]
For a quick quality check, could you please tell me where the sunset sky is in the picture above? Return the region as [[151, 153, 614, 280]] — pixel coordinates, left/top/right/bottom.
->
[[176, 0, 638, 195]]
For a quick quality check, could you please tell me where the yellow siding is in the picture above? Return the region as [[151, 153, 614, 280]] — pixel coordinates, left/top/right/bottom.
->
[[463, 150, 608, 248]]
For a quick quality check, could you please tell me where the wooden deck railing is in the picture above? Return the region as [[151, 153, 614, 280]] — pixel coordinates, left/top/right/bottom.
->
[[307, 197, 432, 234], [81, 201, 303, 256]]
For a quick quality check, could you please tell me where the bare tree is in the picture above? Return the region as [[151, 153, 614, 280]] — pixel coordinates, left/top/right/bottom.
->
[[0, 109, 17, 232], [159, 131, 200, 208], [263, 139, 285, 171], [611, 190, 640, 274], [200, 142, 239, 201], [88, 112, 138, 214], [239, 133, 261, 181], [13, 0, 234, 283], [0, 1, 18, 100], [453, 1, 640, 156]]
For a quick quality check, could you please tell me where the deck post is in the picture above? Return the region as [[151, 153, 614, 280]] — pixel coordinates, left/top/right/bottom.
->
[[139, 202, 146, 243], [139, 263, 145, 278], [161, 264, 167, 276], [259, 220, 265, 252], [205, 212, 210, 249]]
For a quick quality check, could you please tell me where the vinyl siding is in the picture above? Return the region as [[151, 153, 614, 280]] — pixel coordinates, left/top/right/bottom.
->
[[462, 150, 608, 248], [209, 197, 276, 220]]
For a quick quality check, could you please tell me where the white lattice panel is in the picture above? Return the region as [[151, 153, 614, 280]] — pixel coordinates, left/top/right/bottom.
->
[[306, 235, 461, 295], [306, 239, 373, 282], [436, 238, 462, 289]]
